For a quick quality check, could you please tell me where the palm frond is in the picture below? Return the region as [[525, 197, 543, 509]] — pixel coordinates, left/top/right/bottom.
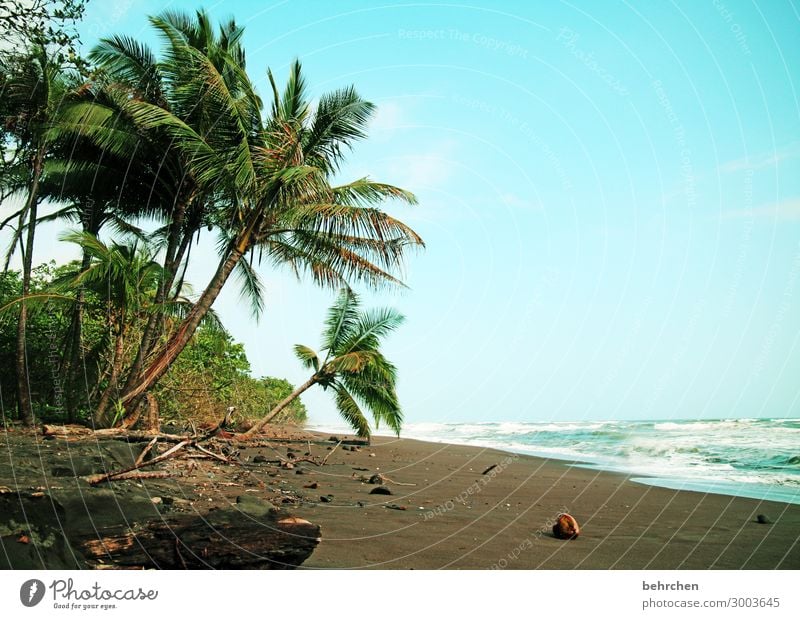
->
[[233, 253, 265, 319], [293, 344, 320, 371], [338, 307, 405, 355], [320, 288, 359, 355], [332, 382, 371, 438]]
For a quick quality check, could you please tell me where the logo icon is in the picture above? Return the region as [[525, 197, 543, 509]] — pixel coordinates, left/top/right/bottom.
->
[[20, 579, 45, 607]]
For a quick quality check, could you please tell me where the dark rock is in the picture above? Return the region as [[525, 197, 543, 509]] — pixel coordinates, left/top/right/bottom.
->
[[287, 452, 296, 459], [303, 482, 318, 489], [252, 455, 268, 464], [482, 464, 498, 475], [756, 514, 772, 524], [370, 486, 392, 495], [319, 495, 333, 503], [51, 457, 104, 477], [368, 474, 386, 484], [329, 436, 339, 442], [295, 468, 305, 475], [386, 504, 407, 511]]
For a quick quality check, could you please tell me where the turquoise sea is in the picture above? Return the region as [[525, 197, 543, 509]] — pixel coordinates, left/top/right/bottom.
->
[[316, 418, 800, 504]]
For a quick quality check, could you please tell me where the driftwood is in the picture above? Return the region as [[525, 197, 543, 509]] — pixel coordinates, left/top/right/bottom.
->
[[78, 509, 320, 569]]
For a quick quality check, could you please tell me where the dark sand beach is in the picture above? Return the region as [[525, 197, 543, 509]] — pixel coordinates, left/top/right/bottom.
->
[[1, 428, 797, 569], [293, 436, 800, 569]]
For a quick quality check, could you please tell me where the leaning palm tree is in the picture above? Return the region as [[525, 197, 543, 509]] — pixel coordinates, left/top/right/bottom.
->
[[244, 288, 403, 439], [116, 39, 422, 418]]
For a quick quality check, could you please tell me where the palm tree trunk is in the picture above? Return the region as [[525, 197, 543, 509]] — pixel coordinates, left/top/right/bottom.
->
[[122, 203, 187, 395], [15, 145, 45, 426], [94, 320, 125, 427], [242, 375, 318, 437], [61, 246, 92, 422], [119, 243, 247, 419]]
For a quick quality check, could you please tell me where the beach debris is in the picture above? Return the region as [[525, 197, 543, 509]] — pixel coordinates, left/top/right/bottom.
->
[[370, 486, 392, 495], [553, 513, 580, 540], [369, 453, 376, 457], [303, 482, 319, 489], [320, 495, 334, 503], [17, 534, 30, 544], [385, 504, 407, 511], [329, 436, 339, 442], [482, 464, 498, 475], [295, 468, 305, 475], [252, 455, 268, 463], [756, 514, 772, 524], [321, 440, 342, 465], [368, 473, 386, 484]]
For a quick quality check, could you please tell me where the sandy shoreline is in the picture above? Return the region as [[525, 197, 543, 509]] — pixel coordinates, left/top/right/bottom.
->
[[292, 434, 800, 569], [1, 428, 797, 569]]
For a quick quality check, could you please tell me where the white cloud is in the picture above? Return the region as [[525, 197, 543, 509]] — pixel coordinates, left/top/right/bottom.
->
[[718, 144, 800, 174], [500, 192, 542, 212], [391, 140, 459, 189], [724, 197, 800, 220], [369, 101, 405, 137]]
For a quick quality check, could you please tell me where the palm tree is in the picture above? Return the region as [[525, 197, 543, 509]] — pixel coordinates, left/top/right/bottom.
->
[[244, 288, 403, 439], [41, 11, 422, 423], [0, 44, 74, 425], [53, 231, 165, 426], [114, 28, 422, 418]]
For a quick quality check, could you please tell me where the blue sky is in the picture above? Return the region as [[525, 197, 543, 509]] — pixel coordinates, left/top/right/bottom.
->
[[11, 1, 800, 427]]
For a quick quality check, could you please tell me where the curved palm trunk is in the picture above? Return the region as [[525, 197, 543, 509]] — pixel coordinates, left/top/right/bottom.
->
[[15, 145, 45, 426], [122, 203, 187, 396], [242, 375, 317, 437], [119, 244, 246, 419]]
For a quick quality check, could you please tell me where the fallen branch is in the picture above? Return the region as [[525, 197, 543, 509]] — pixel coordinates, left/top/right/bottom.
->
[[134, 437, 158, 467], [321, 440, 342, 465], [194, 443, 230, 463], [84, 439, 191, 485], [95, 471, 175, 483]]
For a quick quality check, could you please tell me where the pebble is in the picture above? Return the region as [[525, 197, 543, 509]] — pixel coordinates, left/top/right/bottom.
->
[[370, 486, 392, 495]]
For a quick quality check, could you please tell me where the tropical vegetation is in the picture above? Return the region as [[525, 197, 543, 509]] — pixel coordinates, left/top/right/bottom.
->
[[0, 5, 420, 436]]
